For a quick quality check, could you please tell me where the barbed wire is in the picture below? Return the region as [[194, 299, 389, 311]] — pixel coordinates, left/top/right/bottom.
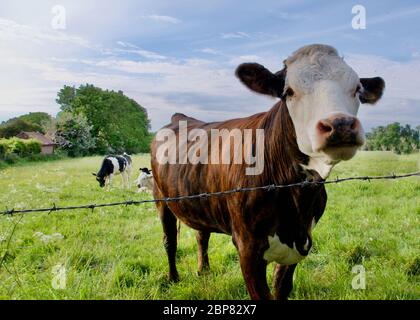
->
[[1, 172, 419, 216]]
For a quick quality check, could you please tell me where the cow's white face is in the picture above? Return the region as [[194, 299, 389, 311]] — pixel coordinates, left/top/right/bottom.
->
[[236, 44, 385, 178], [284, 52, 363, 162]]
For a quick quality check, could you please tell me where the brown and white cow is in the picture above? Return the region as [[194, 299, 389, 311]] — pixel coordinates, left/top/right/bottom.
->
[[151, 44, 385, 300]]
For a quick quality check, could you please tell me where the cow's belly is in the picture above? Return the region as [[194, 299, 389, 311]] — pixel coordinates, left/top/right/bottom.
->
[[167, 201, 231, 234]]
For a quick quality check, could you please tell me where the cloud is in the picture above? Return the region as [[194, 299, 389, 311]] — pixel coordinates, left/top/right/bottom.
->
[[198, 48, 223, 55], [269, 11, 307, 21], [221, 32, 251, 39], [235, 5, 420, 52], [368, 5, 420, 25], [0, 18, 90, 48], [142, 14, 182, 24], [115, 42, 167, 60], [116, 41, 137, 48]]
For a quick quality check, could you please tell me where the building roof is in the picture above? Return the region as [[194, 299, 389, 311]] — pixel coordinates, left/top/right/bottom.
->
[[17, 131, 55, 146]]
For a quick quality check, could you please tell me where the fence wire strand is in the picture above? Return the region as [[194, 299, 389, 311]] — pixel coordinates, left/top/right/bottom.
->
[[1, 172, 419, 216]]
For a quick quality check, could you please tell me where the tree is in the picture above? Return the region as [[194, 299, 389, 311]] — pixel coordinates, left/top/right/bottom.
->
[[0, 119, 44, 138], [56, 85, 76, 112], [41, 117, 57, 139], [18, 112, 52, 127], [54, 112, 96, 157], [0, 112, 54, 138], [56, 84, 151, 154], [364, 122, 420, 154]]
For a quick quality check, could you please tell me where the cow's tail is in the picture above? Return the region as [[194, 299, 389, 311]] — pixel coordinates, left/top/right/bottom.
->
[[123, 152, 132, 165]]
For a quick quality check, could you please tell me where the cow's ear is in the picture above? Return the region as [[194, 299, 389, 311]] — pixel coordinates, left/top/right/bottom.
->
[[92, 172, 97, 176], [359, 77, 385, 104], [236, 63, 285, 98]]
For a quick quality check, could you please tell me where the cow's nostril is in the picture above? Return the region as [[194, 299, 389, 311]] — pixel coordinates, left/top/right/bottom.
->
[[317, 121, 333, 135]]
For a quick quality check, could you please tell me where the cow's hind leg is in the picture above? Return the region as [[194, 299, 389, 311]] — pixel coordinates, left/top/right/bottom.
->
[[127, 168, 131, 188], [120, 172, 126, 189], [273, 263, 297, 300], [158, 204, 179, 282], [196, 231, 210, 275]]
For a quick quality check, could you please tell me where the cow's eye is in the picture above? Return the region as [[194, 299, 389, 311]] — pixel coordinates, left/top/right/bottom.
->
[[282, 87, 294, 99], [354, 85, 361, 97]]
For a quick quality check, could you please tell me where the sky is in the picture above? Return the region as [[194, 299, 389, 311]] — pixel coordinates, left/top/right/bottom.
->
[[0, 0, 419, 131]]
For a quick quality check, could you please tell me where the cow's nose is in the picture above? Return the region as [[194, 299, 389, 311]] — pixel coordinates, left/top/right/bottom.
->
[[316, 114, 361, 147]]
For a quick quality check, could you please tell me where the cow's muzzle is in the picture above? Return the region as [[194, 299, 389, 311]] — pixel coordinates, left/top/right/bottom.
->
[[315, 114, 364, 160]]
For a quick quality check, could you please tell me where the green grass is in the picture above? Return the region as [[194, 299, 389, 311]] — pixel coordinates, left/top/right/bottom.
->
[[0, 151, 419, 299], [0, 153, 67, 170]]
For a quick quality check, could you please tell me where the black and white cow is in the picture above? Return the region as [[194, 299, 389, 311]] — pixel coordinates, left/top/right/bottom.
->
[[92, 153, 132, 188], [135, 167, 154, 192]]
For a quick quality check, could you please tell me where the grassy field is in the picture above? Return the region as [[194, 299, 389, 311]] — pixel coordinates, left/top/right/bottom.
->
[[0, 151, 419, 299]]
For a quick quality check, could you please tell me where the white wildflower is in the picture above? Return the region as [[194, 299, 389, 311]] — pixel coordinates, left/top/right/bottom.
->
[[137, 187, 153, 194], [34, 231, 64, 244]]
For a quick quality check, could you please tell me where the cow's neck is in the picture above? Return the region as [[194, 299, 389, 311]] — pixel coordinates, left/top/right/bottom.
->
[[262, 100, 327, 183], [300, 157, 335, 180], [261, 101, 306, 183]]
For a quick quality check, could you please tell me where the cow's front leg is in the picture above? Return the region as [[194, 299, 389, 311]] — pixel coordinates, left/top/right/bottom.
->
[[158, 204, 179, 282], [234, 234, 271, 300], [273, 263, 297, 300], [107, 174, 113, 190]]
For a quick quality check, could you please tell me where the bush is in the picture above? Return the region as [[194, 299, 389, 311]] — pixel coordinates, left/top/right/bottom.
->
[[8, 138, 26, 155], [25, 139, 42, 154], [3, 153, 20, 164], [0, 139, 7, 157], [0, 138, 42, 158]]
